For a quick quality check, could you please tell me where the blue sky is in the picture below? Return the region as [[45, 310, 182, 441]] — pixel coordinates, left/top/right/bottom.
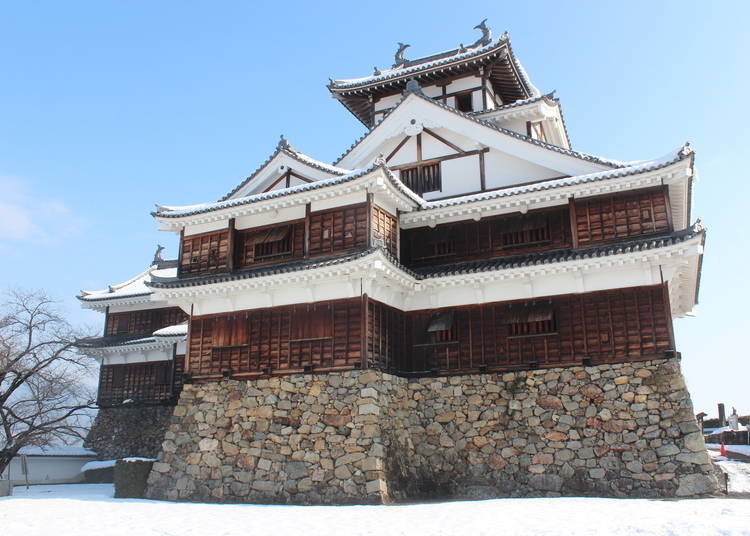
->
[[1, 1, 747, 416]]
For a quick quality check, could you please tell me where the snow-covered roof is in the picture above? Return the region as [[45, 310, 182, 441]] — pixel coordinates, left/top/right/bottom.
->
[[219, 136, 350, 201], [78, 261, 177, 310], [153, 160, 423, 222], [421, 145, 693, 210], [329, 34, 538, 98], [334, 91, 623, 169], [153, 322, 188, 338]]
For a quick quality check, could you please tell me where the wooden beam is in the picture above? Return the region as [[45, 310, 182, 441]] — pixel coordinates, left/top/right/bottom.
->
[[366, 193, 373, 248], [423, 127, 466, 154], [416, 133, 422, 162], [288, 170, 315, 183], [177, 228, 184, 278], [263, 170, 291, 193], [303, 203, 311, 258], [361, 294, 369, 369], [568, 197, 579, 249], [227, 218, 236, 272], [386, 136, 410, 163], [388, 147, 489, 171], [479, 150, 486, 192]]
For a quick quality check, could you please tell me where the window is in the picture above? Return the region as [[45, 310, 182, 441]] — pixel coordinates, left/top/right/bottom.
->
[[497, 214, 552, 248], [399, 163, 441, 196], [455, 92, 473, 113], [527, 121, 547, 142], [414, 309, 457, 346], [506, 303, 556, 338], [253, 226, 291, 260]]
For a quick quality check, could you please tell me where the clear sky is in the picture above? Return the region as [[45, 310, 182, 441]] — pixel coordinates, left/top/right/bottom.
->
[[1, 1, 747, 417]]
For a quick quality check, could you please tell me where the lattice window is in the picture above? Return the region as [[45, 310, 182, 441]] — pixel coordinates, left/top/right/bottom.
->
[[399, 163, 441, 196], [497, 214, 552, 248], [454, 92, 473, 113], [506, 302, 556, 338], [253, 226, 292, 260]]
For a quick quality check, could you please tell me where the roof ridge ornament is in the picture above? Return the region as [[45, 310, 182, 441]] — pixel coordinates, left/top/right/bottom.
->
[[403, 79, 424, 97], [393, 42, 410, 68], [277, 134, 291, 151], [152, 244, 165, 266], [679, 141, 693, 157], [469, 19, 492, 48]]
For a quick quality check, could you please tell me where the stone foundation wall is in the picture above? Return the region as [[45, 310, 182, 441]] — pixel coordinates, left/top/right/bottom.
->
[[85, 406, 175, 460], [145, 358, 719, 503]]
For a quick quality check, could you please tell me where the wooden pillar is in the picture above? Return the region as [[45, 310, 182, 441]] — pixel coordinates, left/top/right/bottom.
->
[[568, 197, 579, 249], [366, 193, 374, 248], [103, 306, 110, 337], [184, 304, 194, 375], [304, 203, 311, 258], [361, 293, 369, 369], [227, 218, 236, 272], [177, 228, 185, 278], [479, 150, 486, 192], [661, 278, 677, 352], [662, 184, 674, 231]]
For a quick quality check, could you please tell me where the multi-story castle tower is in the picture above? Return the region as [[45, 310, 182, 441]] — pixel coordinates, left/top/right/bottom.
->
[[80, 23, 718, 502]]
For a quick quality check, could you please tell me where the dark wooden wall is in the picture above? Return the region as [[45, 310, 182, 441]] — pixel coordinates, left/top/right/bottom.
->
[[389, 285, 673, 375], [179, 202, 397, 277], [308, 204, 369, 256], [97, 356, 185, 407], [401, 207, 572, 268], [106, 307, 187, 337], [187, 298, 363, 378], [573, 187, 671, 245], [185, 285, 674, 380], [180, 229, 230, 276]]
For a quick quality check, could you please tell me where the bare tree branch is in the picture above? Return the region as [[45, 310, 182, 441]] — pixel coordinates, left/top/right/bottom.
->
[[0, 289, 96, 475]]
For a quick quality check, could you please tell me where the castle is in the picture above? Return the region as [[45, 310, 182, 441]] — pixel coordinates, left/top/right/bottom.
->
[[80, 23, 719, 502]]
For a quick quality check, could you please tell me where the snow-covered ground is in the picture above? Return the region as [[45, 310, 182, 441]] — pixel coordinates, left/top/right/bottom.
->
[[707, 443, 750, 457], [1, 484, 750, 536], [710, 450, 750, 494]]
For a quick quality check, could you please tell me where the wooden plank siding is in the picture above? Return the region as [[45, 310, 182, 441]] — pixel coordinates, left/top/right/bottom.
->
[[401, 207, 572, 269], [377, 284, 673, 375], [105, 307, 187, 337], [573, 186, 671, 245], [185, 285, 673, 380], [97, 355, 185, 407], [371, 204, 399, 257], [187, 299, 363, 378], [308, 203, 369, 257], [180, 229, 230, 276], [178, 202, 396, 277]]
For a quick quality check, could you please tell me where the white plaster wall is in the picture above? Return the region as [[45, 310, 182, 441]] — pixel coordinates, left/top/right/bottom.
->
[[234, 205, 306, 230], [471, 90, 483, 112], [387, 137, 418, 166], [483, 149, 561, 190], [423, 155, 481, 200], [374, 94, 402, 112], [312, 191, 367, 212], [1, 456, 94, 485], [447, 75, 481, 92], [184, 220, 228, 236], [421, 85, 442, 98], [101, 349, 174, 365]]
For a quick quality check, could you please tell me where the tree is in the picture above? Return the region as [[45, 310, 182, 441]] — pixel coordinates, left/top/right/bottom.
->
[[0, 290, 95, 476]]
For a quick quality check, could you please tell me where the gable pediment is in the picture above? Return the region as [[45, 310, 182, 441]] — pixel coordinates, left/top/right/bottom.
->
[[336, 93, 616, 181], [223, 143, 350, 201]]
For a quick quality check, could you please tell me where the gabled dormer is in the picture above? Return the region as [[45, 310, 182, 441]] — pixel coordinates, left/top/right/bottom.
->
[[220, 136, 350, 201], [328, 22, 540, 128]]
